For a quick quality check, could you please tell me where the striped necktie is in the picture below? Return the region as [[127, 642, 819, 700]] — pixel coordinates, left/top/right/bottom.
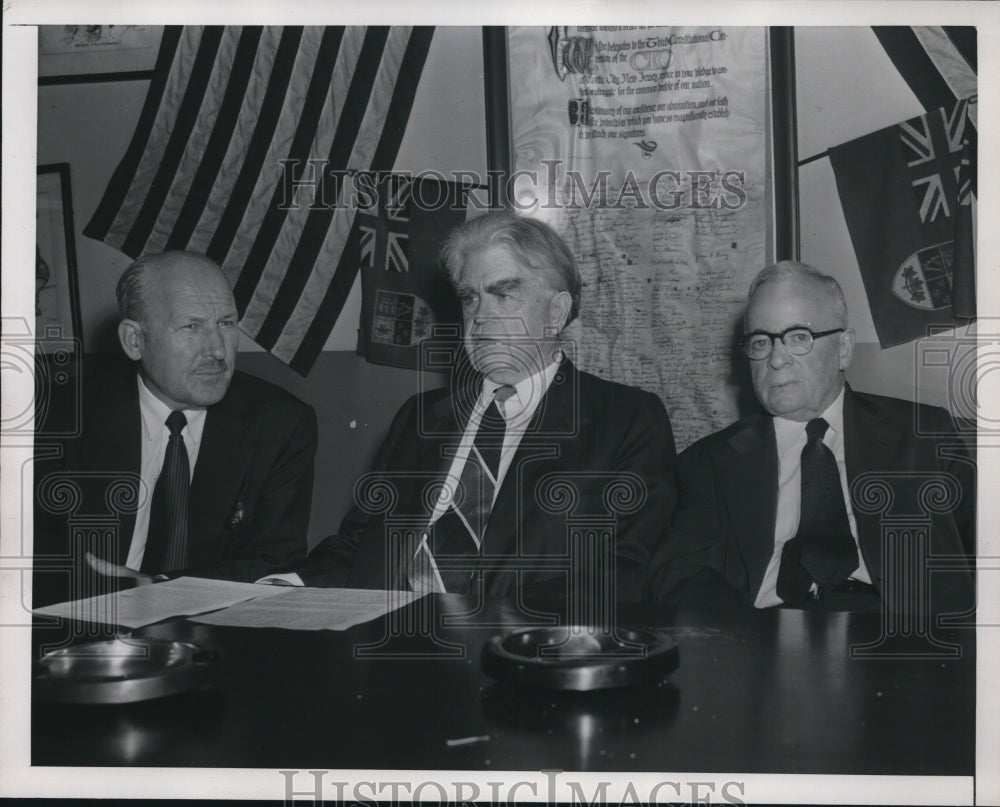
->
[[410, 385, 516, 593], [141, 410, 190, 575]]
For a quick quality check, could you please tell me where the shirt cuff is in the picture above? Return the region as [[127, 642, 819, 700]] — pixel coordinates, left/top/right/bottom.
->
[[254, 572, 305, 586]]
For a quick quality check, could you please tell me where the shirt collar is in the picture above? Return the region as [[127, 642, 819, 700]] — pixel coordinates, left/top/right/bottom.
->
[[136, 373, 208, 445], [822, 386, 846, 437], [772, 385, 846, 447], [480, 357, 562, 422]]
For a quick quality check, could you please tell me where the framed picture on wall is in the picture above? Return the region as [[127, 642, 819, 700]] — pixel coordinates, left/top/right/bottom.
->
[[36, 163, 83, 352], [38, 25, 163, 84]]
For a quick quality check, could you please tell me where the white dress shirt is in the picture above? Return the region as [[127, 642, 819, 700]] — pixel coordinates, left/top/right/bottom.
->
[[754, 387, 872, 608], [125, 375, 207, 571]]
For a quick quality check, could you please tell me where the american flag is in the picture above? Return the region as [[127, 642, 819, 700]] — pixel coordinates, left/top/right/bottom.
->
[[84, 26, 435, 374], [872, 27, 976, 118]]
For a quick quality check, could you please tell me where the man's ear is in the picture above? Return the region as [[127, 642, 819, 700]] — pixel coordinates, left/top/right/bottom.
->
[[838, 327, 856, 371], [548, 290, 572, 331], [118, 319, 144, 361]]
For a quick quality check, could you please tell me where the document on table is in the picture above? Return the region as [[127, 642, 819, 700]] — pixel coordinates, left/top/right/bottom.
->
[[33, 577, 289, 629], [187, 587, 424, 631]]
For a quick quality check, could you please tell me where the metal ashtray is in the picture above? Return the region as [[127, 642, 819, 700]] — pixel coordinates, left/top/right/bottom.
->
[[34, 637, 218, 704], [481, 625, 678, 691]]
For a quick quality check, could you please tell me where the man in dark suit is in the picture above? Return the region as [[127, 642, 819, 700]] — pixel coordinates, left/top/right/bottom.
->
[[648, 261, 974, 613], [33, 251, 317, 605], [290, 212, 675, 602]]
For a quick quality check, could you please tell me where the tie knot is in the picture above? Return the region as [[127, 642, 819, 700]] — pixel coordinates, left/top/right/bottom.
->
[[493, 385, 516, 404], [166, 410, 187, 435], [806, 417, 829, 442]]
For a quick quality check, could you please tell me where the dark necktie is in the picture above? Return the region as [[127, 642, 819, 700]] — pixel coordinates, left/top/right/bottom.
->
[[411, 385, 515, 593], [141, 410, 190, 575], [776, 417, 860, 605]]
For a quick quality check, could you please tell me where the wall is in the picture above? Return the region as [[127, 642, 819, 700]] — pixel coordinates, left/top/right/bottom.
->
[[36, 26, 486, 544], [237, 352, 447, 545]]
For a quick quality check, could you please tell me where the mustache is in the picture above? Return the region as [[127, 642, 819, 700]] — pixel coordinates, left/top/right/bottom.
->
[[193, 360, 229, 373]]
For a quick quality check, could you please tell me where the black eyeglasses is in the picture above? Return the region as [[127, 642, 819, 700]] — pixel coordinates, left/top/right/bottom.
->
[[738, 327, 844, 360]]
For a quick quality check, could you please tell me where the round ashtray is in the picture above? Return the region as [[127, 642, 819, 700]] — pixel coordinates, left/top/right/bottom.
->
[[481, 625, 678, 691], [34, 637, 218, 704]]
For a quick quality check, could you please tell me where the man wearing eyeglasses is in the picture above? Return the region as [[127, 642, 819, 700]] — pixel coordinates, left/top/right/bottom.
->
[[648, 261, 974, 613]]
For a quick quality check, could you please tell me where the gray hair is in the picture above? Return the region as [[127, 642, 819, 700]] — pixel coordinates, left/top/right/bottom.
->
[[439, 212, 582, 323], [116, 251, 222, 322], [747, 260, 849, 327], [116, 256, 154, 321]]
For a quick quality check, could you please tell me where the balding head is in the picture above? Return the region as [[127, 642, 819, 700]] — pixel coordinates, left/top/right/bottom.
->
[[746, 260, 848, 330], [116, 251, 227, 323], [117, 252, 239, 410]]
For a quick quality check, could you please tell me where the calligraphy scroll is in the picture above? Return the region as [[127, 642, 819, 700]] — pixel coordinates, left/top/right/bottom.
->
[[508, 26, 771, 448]]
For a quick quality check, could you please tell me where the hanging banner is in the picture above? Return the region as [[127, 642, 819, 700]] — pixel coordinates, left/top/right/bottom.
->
[[829, 99, 976, 348], [508, 26, 770, 448], [357, 175, 466, 370]]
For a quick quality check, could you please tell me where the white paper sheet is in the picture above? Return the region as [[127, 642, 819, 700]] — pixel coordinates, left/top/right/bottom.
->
[[32, 577, 289, 628], [187, 587, 424, 630]]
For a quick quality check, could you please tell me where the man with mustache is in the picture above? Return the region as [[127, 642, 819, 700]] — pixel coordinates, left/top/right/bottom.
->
[[283, 212, 676, 602], [33, 251, 317, 604]]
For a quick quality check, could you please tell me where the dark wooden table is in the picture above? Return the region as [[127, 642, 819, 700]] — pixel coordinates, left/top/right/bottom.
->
[[31, 596, 975, 775]]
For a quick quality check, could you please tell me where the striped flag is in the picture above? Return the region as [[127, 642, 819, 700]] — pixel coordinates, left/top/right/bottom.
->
[[83, 26, 435, 374], [873, 27, 976, 118]]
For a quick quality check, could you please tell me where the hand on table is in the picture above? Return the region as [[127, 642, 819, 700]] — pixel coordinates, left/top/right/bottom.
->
[[85, 551, 155, 586]]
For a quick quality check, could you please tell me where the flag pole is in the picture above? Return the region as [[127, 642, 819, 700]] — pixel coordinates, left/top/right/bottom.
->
[[769, 27, 800, 262], [482, 27, 511, 211]]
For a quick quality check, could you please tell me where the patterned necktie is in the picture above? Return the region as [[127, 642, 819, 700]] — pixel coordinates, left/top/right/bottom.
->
[[776, 417, 860, 605], [410, 385, 516, 593], [141, 410, 190, 575]]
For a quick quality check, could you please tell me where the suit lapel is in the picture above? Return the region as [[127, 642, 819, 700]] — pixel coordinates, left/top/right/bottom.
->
[[95, 370, 142, 564], [426, 380, 476, 478], [188, 393, 251, 565], [843, 386, 901, 586], [429, 381, 476, 450], [843, 386, 902, 482], [405, 381, 479, 544], [718, 413, 779, 596], [484, 360, 584, 558]]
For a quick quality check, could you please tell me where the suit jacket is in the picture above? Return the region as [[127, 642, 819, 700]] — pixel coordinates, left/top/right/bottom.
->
[[33, 364, 317, 605], [300, 361, 677, 602], [647, 387, 975, 612]]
